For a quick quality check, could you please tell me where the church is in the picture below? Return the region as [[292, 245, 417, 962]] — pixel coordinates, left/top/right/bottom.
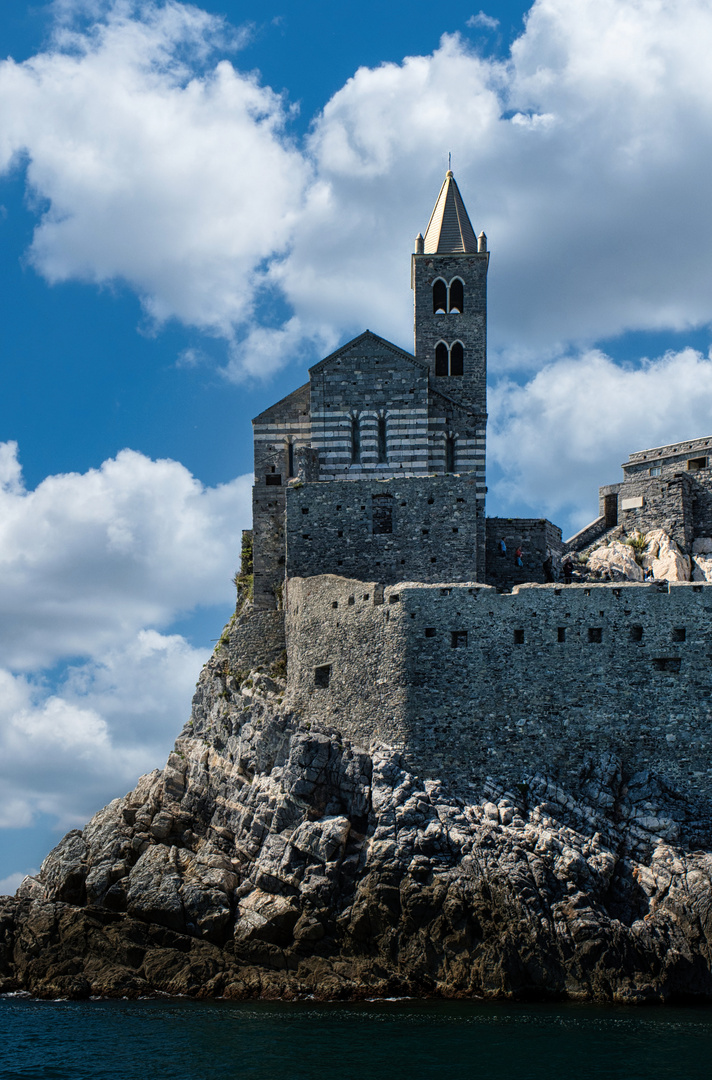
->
[[250, 171, 560, 608]]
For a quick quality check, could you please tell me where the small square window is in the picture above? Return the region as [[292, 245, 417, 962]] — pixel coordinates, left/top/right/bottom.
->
[[389, 594, 400, 604], [451, 630, 468, 648], [588, 627, 603, 643], [337, 530, 343, 537], [302, 507, 309, 514], [314, 664, 331, 688], [332, 601, 338, 609], [630, 625, 643, 642], [425, 627, 436, 638], [649, 466, 662, 477], [348, 596, 355, 606], [672, 627, 686, 642], [265, 474, 281, 486]]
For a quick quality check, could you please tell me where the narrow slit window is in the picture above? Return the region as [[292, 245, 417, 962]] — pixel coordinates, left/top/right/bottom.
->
[[513, 628, 524, 644], [287, 441, 295, 478], [557, 627, 566, 643], [445, 435, 456, 474], [449, 278, 464, 313], [377, 415, 388, 463], [433, 279, 447, 314], [350, 415, 361, 464]]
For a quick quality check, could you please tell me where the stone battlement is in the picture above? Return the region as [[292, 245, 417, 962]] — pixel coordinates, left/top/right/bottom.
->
[[285, 574, 712, 798]]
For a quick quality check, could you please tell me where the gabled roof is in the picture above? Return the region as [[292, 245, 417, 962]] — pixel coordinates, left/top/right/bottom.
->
[[309, 329, 429, 375], [423, 171, 478, 254], [252, 381, 310, 425]]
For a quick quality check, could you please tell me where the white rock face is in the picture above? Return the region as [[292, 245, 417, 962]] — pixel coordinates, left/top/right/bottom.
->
[[642, 530, 690, 582], [692, 537, 712, 555], [587, 541, 644, 581], [692, 556, 712, 582]]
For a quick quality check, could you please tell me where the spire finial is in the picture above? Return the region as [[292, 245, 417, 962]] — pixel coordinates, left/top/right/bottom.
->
[[448, 151, 451, 172]]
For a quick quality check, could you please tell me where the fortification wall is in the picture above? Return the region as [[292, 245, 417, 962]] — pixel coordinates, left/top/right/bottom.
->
[[286, 474, 483, 586], [286, 575, 712, 802], [227, 607, 286, 673], [599, 475, 693, 552]]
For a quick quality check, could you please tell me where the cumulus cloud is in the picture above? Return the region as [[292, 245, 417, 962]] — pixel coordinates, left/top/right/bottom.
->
[[0, 630, 208, 829], [0, 441, 250, 832], [488, 346, 712, 533], [0, 442, 250, 669], [3, 0, 712, 376], [0, 0, 310, 338]]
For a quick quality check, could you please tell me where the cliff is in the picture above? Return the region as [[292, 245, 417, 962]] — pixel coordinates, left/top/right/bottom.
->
[[2, 606, 712, 1002]]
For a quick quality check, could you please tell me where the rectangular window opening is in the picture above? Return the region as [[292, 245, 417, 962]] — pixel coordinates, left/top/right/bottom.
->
[[588, 627, 603, 643], [630, 625, 644, 642], [652, 658, 681, 672], [687, 457, 707, 472], [451, 630, 468, 648], [513, 628, 525, 645], [425, 627, 436, 638], [557, 627, 566, 643], [672, 627, 686, 642], [265, 474, 281, 486], [314, 664, 331, 688]]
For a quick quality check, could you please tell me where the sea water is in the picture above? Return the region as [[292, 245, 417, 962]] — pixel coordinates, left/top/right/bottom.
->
[[1, 996, 711, 1080]]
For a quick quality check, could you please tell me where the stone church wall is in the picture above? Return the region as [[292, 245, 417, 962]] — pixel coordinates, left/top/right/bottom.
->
[[485, 518, 563, 588], [285, 474, 483, 587], [286, 575, 712, 803]]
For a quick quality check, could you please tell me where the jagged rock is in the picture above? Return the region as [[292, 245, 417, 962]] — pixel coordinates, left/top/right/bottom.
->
[[3, 625, 712, 1002], [587, 541, 644, 581], [693, 555, 712, 582], [642, 529, 690, 582]]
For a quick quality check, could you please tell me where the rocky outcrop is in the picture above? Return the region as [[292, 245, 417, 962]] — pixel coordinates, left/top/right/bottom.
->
[[586, 530, 691, 582], [3, 614, 712, 1003]]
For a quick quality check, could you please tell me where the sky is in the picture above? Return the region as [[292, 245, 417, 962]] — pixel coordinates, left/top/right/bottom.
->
[[2, 0, 712, 889]]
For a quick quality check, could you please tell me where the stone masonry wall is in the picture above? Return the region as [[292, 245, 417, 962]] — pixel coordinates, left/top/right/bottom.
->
[[485, 518, 563, 588], [286, 575, 712, 805], [286, 474, 483, 587], [598, 475, 694, 552]]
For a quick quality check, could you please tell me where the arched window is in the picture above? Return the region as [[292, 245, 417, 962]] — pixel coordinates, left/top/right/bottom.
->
[[445, 435, 456, 474], [449, 278, 464, 313], [434, 342, 464, 376], [433, 279, 447, 314], [435, 342, 449, 376], [287, 441, 295, 478], [350, 414, 361, 464], [450, 341, 464, 376], [377, 415, 388, 463]]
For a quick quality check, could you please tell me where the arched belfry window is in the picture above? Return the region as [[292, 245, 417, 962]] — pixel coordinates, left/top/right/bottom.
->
[[350, 413, 361, 464], [434, 342, 464, 377], [433, 279, 447, 314], [377, 414, 388, 464], [449, 278, 464, 314], [445, 434, 456, 474]]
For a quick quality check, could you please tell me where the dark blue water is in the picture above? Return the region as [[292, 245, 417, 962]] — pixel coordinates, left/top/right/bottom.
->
[[1, 996, 711, 1080]]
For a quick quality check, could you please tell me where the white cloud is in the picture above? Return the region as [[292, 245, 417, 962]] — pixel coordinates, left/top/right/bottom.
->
[[488, 346, 712, 534], [467, 12, 500, 30], [0, 442, 250, 669], [0, 0, 310, 339], [0, 441, 249, 832], [0, 629, 208, 830]]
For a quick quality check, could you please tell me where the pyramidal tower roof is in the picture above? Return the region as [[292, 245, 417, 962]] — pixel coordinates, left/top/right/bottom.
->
[[422, 171, 478, 254]]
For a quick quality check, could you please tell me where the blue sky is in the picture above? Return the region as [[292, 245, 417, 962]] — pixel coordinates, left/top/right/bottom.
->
[[2, 0, 712, 888]]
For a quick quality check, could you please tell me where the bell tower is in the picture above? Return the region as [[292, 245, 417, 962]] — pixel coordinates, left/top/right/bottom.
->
[[411, 171, 488, 418]]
